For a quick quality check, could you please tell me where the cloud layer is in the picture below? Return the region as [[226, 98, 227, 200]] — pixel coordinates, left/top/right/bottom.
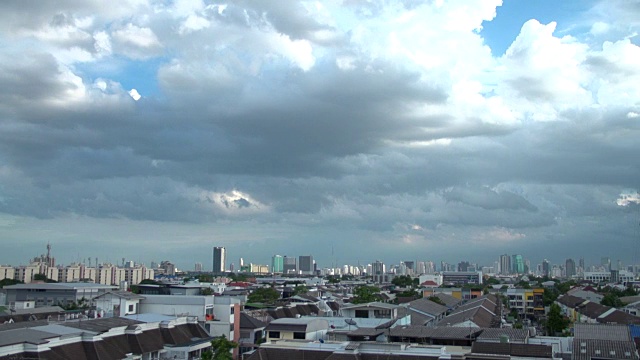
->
[[0, 0, 639, 270]]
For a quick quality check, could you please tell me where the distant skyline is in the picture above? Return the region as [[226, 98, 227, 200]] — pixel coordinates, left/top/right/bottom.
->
[[1, 1, 639, 270]]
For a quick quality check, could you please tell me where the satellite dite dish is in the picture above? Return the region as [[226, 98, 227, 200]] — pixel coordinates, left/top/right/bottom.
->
[[345, 318, 357, 326]]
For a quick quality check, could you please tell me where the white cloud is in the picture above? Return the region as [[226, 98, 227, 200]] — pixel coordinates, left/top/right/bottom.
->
[[617, 192, 640, 206], [128, 88, 141, 101], [112, 23, 162, 59]]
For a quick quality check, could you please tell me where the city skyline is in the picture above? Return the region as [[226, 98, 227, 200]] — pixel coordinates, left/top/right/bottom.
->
[[0, 1, 639, 267]]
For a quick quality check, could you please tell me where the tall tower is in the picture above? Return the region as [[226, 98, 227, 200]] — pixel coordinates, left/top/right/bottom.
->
[[213, 247, 226, 275]]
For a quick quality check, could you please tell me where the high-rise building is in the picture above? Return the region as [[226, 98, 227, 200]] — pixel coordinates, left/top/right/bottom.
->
[[272, 255, 284, 273], [299, 255, 314, 275], [565, 258, 576, 278], [283, 256, 297, 274], [601, 257, 611, 271], [499, 254, 511, 275], [458, 261, 470, 272], [372, 260, 385, 283], [212, 247, 226, 274], [542, 259, 550, 277], [194, 262, 203, 272], [512, 255, 524, 274]]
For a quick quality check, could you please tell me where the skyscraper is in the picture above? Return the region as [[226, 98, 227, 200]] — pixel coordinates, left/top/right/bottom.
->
[[499, 254, 511, 275], [565, 258, 576, 278], [212, 247, 226, 274], [272, 255, 284, 273], [542, 259, 550, 277], [283, 256, 297, 274], [299, 255, 314, 275], [512, 255, 524, 274]]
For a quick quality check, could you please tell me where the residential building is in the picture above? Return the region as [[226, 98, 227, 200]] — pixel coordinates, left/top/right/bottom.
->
[[505, 288, 545, 317], [212, 246, 226, 274], [4, 282, 117, 308], [264, 318, 329, 341], [499, 254, 511, 275], [93, 290, 144, 317], [403, 297, 449, 327], [441, 271, 483, 285], [0, 315, 213, 360]]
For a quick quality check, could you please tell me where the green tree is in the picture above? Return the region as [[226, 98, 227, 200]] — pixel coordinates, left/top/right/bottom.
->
[[293, 285, 308, 296], [428, 296, 445, 306], [351, 285, 381, 304], [201, 287, 214, 296], [0, 278, 23, 288], [33, 274, 57, 283], [392, 275, 414, 287], [546, 303, 569, 335], [601, 293, 625, 308], [327, 276, 341, 284], [248, 287, 280, 304], [208, 335, 238, 360]]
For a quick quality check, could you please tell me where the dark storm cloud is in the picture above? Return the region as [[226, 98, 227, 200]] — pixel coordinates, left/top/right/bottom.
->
[[0, 0, 639, 268]]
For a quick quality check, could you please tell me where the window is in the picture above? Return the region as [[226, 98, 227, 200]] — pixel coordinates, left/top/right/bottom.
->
[[355, 310, 369, 318], [269, 331, 280, 338], [128, 304, 134, 312], [230, 306, 235, 314], [293, 332, 306, 340]]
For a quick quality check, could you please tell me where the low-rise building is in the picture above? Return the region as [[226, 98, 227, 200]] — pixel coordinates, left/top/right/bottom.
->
[[4, 282, 117, 308], [264, 317, 329, 341]]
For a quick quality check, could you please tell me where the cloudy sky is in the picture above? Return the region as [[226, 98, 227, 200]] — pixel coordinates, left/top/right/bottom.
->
[[1, 0, 639, 272]]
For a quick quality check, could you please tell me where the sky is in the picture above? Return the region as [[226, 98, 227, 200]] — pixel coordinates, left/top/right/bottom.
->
[[1, 0, 640, 272]]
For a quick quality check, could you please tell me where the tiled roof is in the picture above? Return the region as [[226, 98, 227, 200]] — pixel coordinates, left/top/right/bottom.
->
[[240, 312, 267, 329], [471, 342, 552, 358], [389, 325, 481, 340], [556, 294, 587, 307], [425, 293, 461, 308], [579, 302, 612, 319], [475, 328, 529, 343], [599, 309, 640, 325], [407, 298, 448, 317], [573, 339, 639, 360], [347, 327, 385, 337], [574, 323, 632, 341], [437, 305, 496, 328]]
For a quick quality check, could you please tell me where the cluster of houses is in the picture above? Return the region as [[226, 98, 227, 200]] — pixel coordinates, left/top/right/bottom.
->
[[1, 277, 640, 359]]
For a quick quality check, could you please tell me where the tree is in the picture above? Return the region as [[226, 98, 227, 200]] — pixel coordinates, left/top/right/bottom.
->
[[327, 276, 340, 284], [248, 287, 280, 304], [546, 303, 569, 335], [428, 296, 445, 306], [392, 275, 414, 287], [293, 285, 308, 296], [0, 278, 23, 288], [33, 274, 57, 283], [601, 293, 624, 308], [204, 335, 237, 360], [351, 285, 381, 304]]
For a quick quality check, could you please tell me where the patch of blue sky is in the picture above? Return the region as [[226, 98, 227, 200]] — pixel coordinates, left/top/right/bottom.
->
[[75, 56, 168, 99], [480, 0, 598, 57]]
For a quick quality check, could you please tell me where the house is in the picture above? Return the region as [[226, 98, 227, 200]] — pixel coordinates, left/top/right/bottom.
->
[[567, 286, 604, 303], [339, 302, 403, 320], [264, 317, 329, 341], [555, 294, 640, 325], [93, 290, 144, 317], [245, 339, 468, 360], [404, 297, 449, 327], [239, 312, 266, 355], [0, 315, 213, 360], [436, 295, 501, 328]]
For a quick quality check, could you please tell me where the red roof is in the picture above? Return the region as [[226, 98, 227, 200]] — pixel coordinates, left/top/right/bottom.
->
[[421, 281, 438, 287]]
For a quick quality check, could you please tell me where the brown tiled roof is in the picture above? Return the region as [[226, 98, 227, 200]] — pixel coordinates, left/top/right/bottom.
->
[[598, 309, 640, 325], [579, 302, 612, 319], [425, 293, 461, 308], [556, 294, 587, 308], [407, 298, 448, 317]]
